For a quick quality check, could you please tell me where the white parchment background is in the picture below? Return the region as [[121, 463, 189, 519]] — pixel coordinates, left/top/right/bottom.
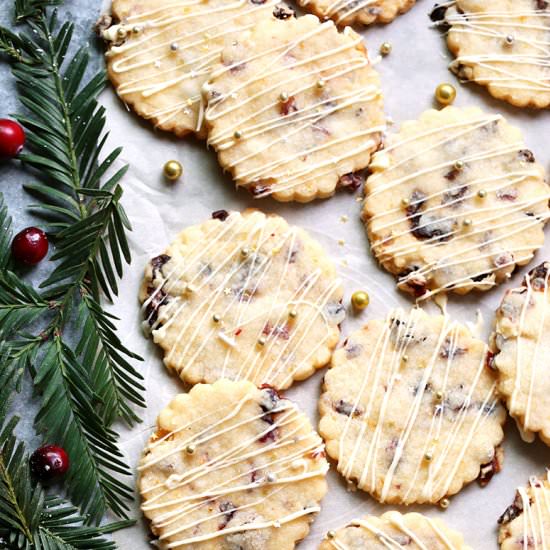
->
[[100, 1, 550, 547]]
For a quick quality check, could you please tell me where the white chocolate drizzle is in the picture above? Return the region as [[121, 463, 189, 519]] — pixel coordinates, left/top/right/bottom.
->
[[140, 387, 328, 548], [141, 211, 343, 388], [326, 512, 462, 550], [204, 17, 384, 199], [495, 263, 550, 439], [364, 111, 550, 300], [443, 2, 550, 98], [104, 0, 278, 132], [330, 308, 501, 504], [499, 472, 550, 550]]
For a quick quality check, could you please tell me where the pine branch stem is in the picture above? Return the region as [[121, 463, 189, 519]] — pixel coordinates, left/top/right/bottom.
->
[[43, 21, 86, 220]]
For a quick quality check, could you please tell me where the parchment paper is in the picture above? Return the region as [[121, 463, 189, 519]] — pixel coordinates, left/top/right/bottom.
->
[[99, 1, 550, 547]]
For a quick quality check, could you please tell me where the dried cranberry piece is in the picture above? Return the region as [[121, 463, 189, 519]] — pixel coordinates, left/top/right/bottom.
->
[[518, 149, 535, 163], [212, 209, 229, 221], [151, 254, 170, 279], [478, 449, 502, 487], [273, 5, 295, 19], [430, 4, 448, 21], [536, 0, 549, 10], [497, 189, 519, 201], [218, 501, 237, 529], [528, 262, 549, 290], [249, 182, 272, 197], [280, 96, 298, 116], [262, 322, 290, 340], [498, 492, 523, 525], [334, 400, 362, 417], [259, 427, 278, 443], [338, 172, 363, 192], [145, 287, 168, 326]]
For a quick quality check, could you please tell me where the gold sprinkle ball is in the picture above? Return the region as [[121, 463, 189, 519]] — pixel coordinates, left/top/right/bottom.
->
[[463, 218, 473, 227], [435, 390, 444, 401], [163, 160, 183, 181], [401, 198, 410, 207], [424, 451, 433, 461], [454, 160, 464, 171], [326, 530, 336, 539], [289, 309, 298, 319], [380, 42, 392, 56], [117, 27, 127, 38], [241, 247, 250, 258], [477, 189, 487, 198], [351, 290, 370, 310], [185, 444, 196, 454], [316, 78, 326, 89], [402, 354, 409, 363], [435, 83, 457, 106], [257, 336, 267, 346], [440, 498, 450, 509], [279, 92, 289, 102], [212, 314, 221, 323], [234, 130, 242, 139]]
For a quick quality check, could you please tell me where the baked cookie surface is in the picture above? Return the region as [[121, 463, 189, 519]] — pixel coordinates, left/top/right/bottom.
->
[[139, 380, 329, 549], [440, 0, 550, 108], [319, 511, 471, 549], [140, 210, 344, 390], [498, 472, 550, 550], [319, 308, 506, 505], [362, 106, 549, 300], [203, 15, 385, 202], [491, 261, 550, 445], [102, 0, 281, 136], [298, 0, 416, 27]]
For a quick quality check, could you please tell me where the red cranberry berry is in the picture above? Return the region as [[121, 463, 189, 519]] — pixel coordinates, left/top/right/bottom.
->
[[30, 445, 70, 483], [0, 119, 25, 159], [11, 227, 49, 265]]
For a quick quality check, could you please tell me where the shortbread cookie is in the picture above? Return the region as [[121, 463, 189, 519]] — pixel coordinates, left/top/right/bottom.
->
[[363, 106, 549, 300], [203, 15, 385, 202], [102, 0, 283, 136], [299, 0, 415, 27], [319, 511, 471, 549], [498, 472, 550, 550], [139, 380, 329, 549], [490, 261, 550, 446], [438, 0, 550, 108], [140, 210, 344, 390], [319, 308, 506, 505]]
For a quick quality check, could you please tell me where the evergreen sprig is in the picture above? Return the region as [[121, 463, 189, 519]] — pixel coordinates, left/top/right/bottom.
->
[[0, 0, 146, 530], [0, 394, 135, 549]]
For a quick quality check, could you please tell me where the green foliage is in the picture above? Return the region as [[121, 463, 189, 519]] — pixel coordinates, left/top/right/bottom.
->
[[0, 0, 146, 531], [0, 415, 135, 549]]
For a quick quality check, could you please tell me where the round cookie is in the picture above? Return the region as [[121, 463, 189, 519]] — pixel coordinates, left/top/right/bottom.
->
[[498, 472, 550, 550], [140, 209, 344, 390], [203, 15, 385, 202], [490, 261, 550, 445], [139, 380, 329, 549], [319, 307, 506, 505], [362, 106, 549, 300], [438, 0, 550, 108], [298, 0, 416, 27], [319, 511, 471, 549], [102, 0, 284, 136]]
